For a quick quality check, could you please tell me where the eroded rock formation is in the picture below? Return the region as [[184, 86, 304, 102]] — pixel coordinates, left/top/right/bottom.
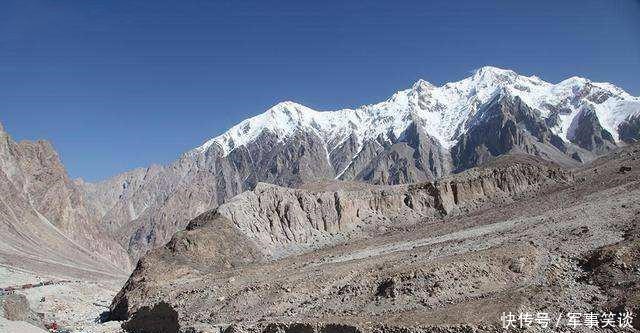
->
[[109, 153, 575, 326]]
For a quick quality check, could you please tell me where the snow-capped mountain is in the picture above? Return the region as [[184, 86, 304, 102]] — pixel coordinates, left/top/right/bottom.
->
[[196, 66, 639, 160], [79, 66, 640, 262]]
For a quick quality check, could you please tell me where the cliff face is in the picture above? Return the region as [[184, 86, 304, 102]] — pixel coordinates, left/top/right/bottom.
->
[[213, 154, 572, 259], [213, 182, 440, 258], [618, 115, 640, 143], [0, 123, 131, 277], [335, 121, 452, 184], [451, 93, 591, 171], [435, 155, 574, 214], [569, 107, 617, 153]]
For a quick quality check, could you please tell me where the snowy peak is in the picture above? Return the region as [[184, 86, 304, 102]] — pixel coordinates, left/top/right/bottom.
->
[[475, 65, 516, 74], [471, 66, 519, 84], [268, 100, 313, 116], [196, 100, 337, 155], [411, 79, 436, 92], [264, 101, 315, 130], [195, 67, 639, 156]]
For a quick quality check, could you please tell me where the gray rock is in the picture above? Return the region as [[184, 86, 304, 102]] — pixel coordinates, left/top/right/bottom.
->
[[568, 107, 616, 153], [618, 115, 640, 143], [451, 92, 583, 172], [0, 293, 45, 329]]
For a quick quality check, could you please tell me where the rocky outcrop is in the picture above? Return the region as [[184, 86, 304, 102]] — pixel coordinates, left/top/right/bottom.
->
[[214, 182, 438, 258], [0, 293, 45, 329], [618, 115, 640, 143], [121, 302, 180, 333], [568, 107, 616, 153], [435, 155, 573, 214], [108, 211, 267, 322], [170, 212, 267, 268]]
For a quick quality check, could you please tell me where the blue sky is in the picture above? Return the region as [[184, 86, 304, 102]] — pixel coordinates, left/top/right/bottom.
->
[[1, 0, 639, 181]]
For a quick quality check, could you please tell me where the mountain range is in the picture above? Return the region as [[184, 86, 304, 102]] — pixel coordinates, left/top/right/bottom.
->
[[2, 66, 639, 271]]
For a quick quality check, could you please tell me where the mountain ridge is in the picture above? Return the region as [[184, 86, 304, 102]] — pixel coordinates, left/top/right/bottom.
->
[[193, 66, 639, 159]]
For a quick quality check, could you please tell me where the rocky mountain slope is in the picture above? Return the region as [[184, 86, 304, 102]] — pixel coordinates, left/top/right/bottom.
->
[[108, 143, 640, 333], [199, 155, 572, 260], [78, 67, 640, 263], [0, 122, 131, 279], [108, 152, 574, 320]]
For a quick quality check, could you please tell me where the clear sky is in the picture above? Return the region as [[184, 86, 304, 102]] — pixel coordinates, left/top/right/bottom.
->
[[1, 0, 639, 181]]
